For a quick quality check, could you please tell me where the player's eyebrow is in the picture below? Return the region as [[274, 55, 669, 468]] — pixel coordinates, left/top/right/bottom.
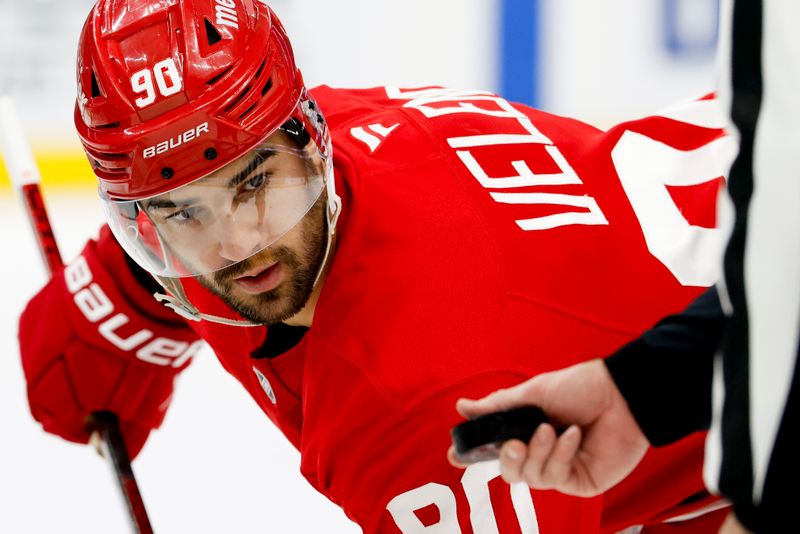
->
[[227, 148, 277, 188], [142, 149, 278, 211], [143, 197, 197, 211]]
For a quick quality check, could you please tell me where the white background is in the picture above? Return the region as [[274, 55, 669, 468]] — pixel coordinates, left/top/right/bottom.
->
[[0, 1, 719, 532]]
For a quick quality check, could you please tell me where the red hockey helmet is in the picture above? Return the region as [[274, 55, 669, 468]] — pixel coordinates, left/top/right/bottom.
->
[[75, 0, 328, 201], [74, 0, 342, 326]]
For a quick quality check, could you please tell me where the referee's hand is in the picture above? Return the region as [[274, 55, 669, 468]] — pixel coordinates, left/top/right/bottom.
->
[[447, 359, 649, 497]]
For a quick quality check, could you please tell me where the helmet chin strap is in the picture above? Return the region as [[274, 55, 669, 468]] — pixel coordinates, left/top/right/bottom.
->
[[152, 275, 260, 326], [152, 173, 342, 328], [315, 175, 342, 286]]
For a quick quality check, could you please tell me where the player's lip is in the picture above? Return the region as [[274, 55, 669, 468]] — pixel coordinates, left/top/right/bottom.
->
[[231, 261, 283, 294], [233, 261, 278, 280]]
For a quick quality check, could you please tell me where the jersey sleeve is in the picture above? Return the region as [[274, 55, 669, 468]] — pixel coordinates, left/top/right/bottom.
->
[[605, 287, 724, 446]]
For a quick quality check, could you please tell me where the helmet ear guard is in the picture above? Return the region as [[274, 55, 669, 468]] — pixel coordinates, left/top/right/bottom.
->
[[280, 117, 311, 148]]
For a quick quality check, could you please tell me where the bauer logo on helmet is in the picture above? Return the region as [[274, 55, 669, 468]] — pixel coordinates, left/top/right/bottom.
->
[[142, 122, 209, 159]]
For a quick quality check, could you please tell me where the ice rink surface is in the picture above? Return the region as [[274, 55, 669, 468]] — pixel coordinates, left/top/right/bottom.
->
[[0, 191, 360, 533]]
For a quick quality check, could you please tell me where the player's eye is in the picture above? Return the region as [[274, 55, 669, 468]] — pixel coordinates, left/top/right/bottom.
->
[[165, 206, 199, 225], [235, 173, 270, 202], [242, 173, 268, 192]]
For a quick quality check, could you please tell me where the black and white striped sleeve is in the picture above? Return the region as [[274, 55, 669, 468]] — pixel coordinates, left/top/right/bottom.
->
[[703, 0, 800, 531], [606, 1, 799, 530]]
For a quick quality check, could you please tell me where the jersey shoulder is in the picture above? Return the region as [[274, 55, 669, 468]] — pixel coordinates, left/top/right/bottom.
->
[[310, 85, 411, 130], [310, 84, 608, 182]]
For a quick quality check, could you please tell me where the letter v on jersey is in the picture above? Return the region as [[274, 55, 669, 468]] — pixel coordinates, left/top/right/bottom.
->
[[350, 123, 400, 152]]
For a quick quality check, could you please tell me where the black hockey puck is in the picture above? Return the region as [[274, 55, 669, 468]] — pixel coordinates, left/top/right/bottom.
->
[[451, 406, 549, 464]]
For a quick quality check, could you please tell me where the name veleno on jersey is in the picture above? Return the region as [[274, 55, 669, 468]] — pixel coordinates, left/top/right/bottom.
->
[[386, 86, 609, 231]]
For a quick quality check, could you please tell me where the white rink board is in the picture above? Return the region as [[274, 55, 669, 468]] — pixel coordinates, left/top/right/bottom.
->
[[539, 0, 718, 125], [0, 0, 717, 146], [0, 193, 359, 533]]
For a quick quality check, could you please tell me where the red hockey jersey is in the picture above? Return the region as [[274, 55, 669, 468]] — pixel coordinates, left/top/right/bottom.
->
[[181, 87, 736, 533]]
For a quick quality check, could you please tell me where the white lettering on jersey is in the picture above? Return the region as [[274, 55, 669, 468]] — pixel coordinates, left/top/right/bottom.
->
[[387, 461, 539, 533], [655, 97, 729, 129], [490, 192, 609, 230], [612, 130, 736, 286], [350, 123, 399, 152], [64, 254, 199, 368], [387, 86, 607, 231], [387, 483, 460, 533], [387, 87, 733, 285], [215, 0, 239, 29], [457, 144, 582, 189], [143, 122, 209, 159]]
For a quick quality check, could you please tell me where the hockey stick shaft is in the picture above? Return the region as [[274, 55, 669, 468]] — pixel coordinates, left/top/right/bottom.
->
[[0, 95, 154, 534], [19, 183, 62, 276]]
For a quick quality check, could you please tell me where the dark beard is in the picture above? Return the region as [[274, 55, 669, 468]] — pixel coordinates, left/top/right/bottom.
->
[[198, 200, 327, 325]]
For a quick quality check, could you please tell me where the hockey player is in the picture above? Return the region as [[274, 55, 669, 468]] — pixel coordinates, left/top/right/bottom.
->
[[19, 0, 736, 532]]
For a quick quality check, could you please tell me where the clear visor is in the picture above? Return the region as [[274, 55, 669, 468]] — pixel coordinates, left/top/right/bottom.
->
[[102, 134, 326, 278]]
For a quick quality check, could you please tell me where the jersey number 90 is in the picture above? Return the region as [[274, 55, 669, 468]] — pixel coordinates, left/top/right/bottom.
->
[[387, 462, 539, 533]]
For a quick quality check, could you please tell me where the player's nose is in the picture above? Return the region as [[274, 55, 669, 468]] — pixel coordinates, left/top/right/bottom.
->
[[217, 213, 262, 263]]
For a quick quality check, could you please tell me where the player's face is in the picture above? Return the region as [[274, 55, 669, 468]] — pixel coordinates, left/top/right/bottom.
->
[[154, 130, 328, 325], [196, 193, 326, 325]]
